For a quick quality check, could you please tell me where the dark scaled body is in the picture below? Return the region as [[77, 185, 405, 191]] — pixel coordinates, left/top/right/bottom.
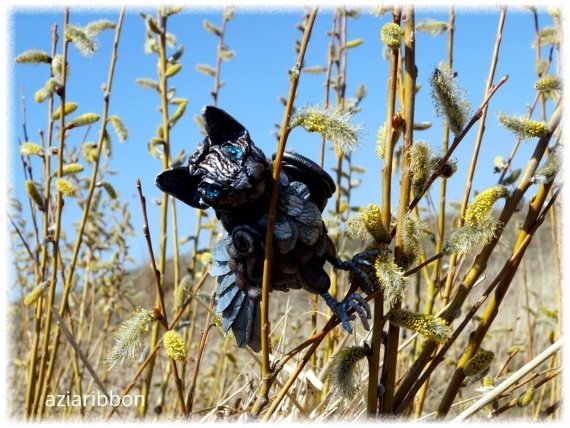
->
[[155, 106, 373, 351]]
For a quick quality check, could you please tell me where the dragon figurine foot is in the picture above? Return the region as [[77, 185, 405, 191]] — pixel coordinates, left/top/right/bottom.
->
[[320, 291, 372, 333]]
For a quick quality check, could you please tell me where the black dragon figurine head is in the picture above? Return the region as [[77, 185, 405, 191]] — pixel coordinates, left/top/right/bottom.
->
[[155, 106, 270, 212]]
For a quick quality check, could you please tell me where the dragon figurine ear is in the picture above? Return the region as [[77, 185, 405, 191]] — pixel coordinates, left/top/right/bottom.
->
[[155, 167, 203, 208], [202, 105, 247, 145]]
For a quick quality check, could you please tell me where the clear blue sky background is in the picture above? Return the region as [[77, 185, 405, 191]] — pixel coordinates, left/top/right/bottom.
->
[[7, 6, 557, 271]]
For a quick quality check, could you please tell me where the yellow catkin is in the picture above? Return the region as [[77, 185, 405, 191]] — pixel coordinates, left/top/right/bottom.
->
[[67, 113, 101, 129], [56, 178, 76, 197], [25, 180, 44, 210], [294, 105, 361, 153], [534, 75, 561, 91], [105, 308, 156, 369], [52, 102, 78, 120], [464, 185, 510, 227], [328, 346, 369, 398], [517, 387, 536, 407], [361, 203, 388, 243], [20, 142, 44, 156], [23, 282, 49, 305], [430, 65, 471, 136], [381, 23, 404, 49], [14, 49, 51, 64], [34, 88, 51, 103], [62, 163, 84, 176], [163, 331, 187, 362], [102, 182, 117, 199], [463, 350, 495, 376], [497, 112, 548, 139], [385, 309, 451, 343], [165, 63, 182, 78], [410, 140, 431, 197], [108, 115, 129, 142]]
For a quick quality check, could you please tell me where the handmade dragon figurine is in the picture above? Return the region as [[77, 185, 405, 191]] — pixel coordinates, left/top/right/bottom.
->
[[155, 106, 377, 351]]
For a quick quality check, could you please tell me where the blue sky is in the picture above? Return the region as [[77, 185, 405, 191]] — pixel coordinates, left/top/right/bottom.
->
[[6, 5, 558, 269]]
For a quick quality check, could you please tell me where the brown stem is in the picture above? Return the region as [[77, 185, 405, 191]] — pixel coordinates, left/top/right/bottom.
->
[[368, 8, 401, 417], [33, 10, 69, 417], [251, 7, 318, 417], [186, 293, 215, 414], [381, 6, 415, 414], [136, 180, 168, 325]]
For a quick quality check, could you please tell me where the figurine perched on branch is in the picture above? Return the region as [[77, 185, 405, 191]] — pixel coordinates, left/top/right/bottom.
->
[[156, 106, 377, 351]]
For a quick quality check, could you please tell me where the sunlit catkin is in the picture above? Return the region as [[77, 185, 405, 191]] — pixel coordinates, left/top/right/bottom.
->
[[385, 309, 452, 343], [163, 331, 187, 362], [292, 104, 362, 153], [345, 203, 388, 244], [416, 19, 449, 37], [62, 163, 84, 176], [533, 146, 560, 184], [20, 142, 44, 156], [464, 185, 510, 227], [108, 115, 129, 142], [517, 386, 536, 408], [14, 49, 51, 64], [497, 112, 548, 140], [55, 178, 76, 197], [84, 19, 116, 36], [410, 140, 432, 197], [52, 102, 78, 120], [534, 75, 561, 92], [25, 180, 44, 210], [463, 350, 495, 376], [380, 23, 404, 49], [65, 24, 98, 57], [375, 253, 406, 306], [327, 346, 369, 398], [401, 211, 428, 269], [106, 308, 157, 369], [23, 282, 49, 306], [443, 217, 502, 256], [66, 113, 101, 129], [429, 64, 471, 136]]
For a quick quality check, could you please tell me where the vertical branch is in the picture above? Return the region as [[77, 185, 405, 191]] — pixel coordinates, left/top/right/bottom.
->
[[25, 23, 59, 419], [252, 7, 318, 416], [381, 6, 415, 414], [313, 11, 338, 368], [186, 293, 215, 414], [413, 6, 455, 418], [36, 8, 126, 417], [324, 7, 345, 369], [33, 9, 69, 417], [319, 11, 338, 167], [368, 6, 401, 418], [141, 7, 172, 416]]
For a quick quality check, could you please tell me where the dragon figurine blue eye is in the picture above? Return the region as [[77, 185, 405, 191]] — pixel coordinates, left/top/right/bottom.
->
[[222, 143, 243, 160], [155, 106, 378, 351], [204, 183, 221, 198]]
